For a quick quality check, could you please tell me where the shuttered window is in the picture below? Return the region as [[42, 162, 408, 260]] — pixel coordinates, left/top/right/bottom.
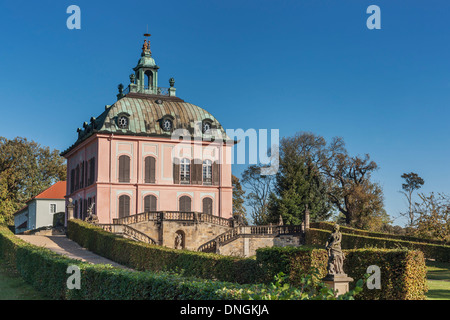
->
[[212, 161, 220, 185], [202, 197, 213, 215], [75, 165, 80, 190], [89, 157, 96, 185], [118, 195, 130, 218], [118, 155, 131, 182], [144, 194, 157, 212], [173, 158, 180, 184], [179, 196, 191, 212], [190, 159, 202, 185], [80, 162, 84, 188], [144, 157, 156, 183], [70, 169, 75, 194]]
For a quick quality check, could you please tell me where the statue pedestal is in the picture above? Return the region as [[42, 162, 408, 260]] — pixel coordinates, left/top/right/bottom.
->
[[322, 274, 353, 297]]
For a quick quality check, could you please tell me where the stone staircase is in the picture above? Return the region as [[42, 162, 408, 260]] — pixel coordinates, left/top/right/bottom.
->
[[197, 224, 305, 256], [95, 211, 235, 250]]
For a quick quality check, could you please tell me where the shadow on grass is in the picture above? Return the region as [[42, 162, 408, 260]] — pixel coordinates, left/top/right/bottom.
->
[[0, 261, 50, 300]]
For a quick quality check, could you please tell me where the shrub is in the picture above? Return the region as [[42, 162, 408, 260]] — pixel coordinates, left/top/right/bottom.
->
[[310, 221, 448, 246], [306, 228, 450, 262], [256, 245, 428, 300], [2, 224, 331, 300], [67, 219, 263, 284]]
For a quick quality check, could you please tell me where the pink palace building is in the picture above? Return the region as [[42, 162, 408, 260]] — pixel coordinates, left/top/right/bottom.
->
[[61, 36, 234, 224]]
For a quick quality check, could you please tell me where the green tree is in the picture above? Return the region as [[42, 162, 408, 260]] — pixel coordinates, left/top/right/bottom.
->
[[232, 174, 248, 225], [400, 172, 425, 227], [0, 137, 66, 225], [268, 135, 332, 225]]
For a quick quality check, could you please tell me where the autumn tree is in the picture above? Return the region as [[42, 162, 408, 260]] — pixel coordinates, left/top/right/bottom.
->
[[413, 192, 450, 242], [321, 152, 389, 230], [265, 131, 388, 230], [0, 137, 66, 225]]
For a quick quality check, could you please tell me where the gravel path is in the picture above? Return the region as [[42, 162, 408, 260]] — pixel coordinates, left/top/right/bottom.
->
[[16, 234, 131, 270]]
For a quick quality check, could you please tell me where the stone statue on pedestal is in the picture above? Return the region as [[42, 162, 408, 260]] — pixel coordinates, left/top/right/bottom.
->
[[322, 224, 353, 296], [325, 224, 345, 274]]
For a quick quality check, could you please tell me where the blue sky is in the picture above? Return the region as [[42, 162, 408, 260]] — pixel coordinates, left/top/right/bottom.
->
[[1, 0, 450, 226]]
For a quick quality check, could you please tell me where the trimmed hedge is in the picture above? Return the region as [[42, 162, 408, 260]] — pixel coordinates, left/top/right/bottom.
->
[[0, 224, 295, 300], [311, 221, 448, 246], [256, 246, 428, 300], [306, 228, 450, 263], [66, 220, 428, 299], [67, 219, 263, 284]]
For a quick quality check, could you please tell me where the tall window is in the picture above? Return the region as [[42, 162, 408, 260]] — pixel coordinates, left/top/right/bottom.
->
[[144, 194, 157, 212], [144, 156, 156, 183], [75, 165, 80, 190], [203, 160, 212, 185], [179, 196, 191, 212], [118, 195, 130, 218], [74, 200, 78, 219], [118, 155, 131, 182], [202, 198, 213, 215], [180, 158, 190, 184], [70, 169, 75, 193], [89, 157, 96, 185]]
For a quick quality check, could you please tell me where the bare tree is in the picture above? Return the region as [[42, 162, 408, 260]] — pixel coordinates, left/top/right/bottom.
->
[[241, 164, 276, 225]]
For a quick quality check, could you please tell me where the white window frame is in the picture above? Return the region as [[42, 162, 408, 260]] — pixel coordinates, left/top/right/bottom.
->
[[50, 203, 57, 214], [202, 159, 212, 185], [180, 158, 190, 184]]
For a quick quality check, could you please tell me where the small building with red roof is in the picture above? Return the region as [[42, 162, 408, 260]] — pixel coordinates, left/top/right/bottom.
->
[[14, 181, 66, 234]]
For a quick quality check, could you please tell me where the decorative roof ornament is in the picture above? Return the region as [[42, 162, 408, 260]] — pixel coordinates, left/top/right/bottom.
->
[[142, 33, 152, 56]]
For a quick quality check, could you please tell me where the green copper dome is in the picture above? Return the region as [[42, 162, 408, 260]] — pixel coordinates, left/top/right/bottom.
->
[[61, 94, 231, 156], [135, 54, 157, 69]]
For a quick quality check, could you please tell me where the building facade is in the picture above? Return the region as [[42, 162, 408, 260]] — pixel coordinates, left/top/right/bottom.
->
[[14, 181, 66, 233], [61, 36, 234, 224]]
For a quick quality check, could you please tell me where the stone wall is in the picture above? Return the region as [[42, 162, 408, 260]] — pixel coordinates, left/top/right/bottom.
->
[[219, 234, 303, 257], [130, 220, 231, 251], [124, 220, 304, 256]]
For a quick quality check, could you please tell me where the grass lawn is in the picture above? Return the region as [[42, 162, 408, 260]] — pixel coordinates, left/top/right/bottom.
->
[[0, 261, 50, 300], [426, 260, 450, 300]]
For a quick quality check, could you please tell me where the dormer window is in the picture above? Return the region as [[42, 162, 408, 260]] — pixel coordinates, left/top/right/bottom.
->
[[116, 112, 130, 129], [160, 115, 174, 132], [202, 120, 213, 134], [118, 116, 129, 129]]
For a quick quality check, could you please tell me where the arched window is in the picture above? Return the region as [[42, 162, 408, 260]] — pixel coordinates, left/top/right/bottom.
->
[[118, 195, 130, 218], [202, 197, 213, 215], [180, 158, 190, 184], [203, 160, 212, 185], [179, 196, 191, 212], [118, 155, 131, 182], [144, 194, 157, 212], [145, 70, 153, 89], [144, 156, 156, 183]]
